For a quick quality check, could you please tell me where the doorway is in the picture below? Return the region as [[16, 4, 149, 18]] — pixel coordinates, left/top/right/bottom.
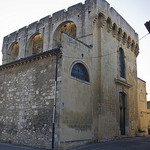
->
[[119, 92, 126, 135]]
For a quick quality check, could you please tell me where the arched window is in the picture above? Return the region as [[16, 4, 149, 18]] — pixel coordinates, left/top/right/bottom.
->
[[119, 48, 125, 78], [71, 63, 89, 82]]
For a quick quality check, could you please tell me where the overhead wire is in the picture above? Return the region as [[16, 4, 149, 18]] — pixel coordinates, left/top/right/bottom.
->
[[139, 33, 150, 41], [61, 31, 150, 60], [61, 50, 118, 59]]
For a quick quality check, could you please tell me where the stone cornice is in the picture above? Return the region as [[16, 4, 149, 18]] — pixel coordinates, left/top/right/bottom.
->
[[93, 12, 139, 57], [0, 48, 62, 71], [114, 78, 132, 88]]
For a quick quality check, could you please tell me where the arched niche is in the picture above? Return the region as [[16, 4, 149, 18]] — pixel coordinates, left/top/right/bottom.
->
[[135, 43, 139, 51], [123, 32, 127, 44], [27, 33, 43, 56], [131, 40, 135, 51], [106, 17, 112, 32], [53, 21, 76, 48], [98, 13, 106, 28], [127, 36, 131, 48], [135, 43, 139, 56], [9, 42, 19, 62], [118, 28, 122, 41], [112, 23, 117, 37]]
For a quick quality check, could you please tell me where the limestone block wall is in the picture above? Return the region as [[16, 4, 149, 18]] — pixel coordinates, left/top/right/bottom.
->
[[98, 25, 119, 139], [2, 0, 139, 65], [0, 50, 62, 149], [0, 0, 141, 148], [147, 102, 150, 133], [137, 78, 148, 133], [59, 33, 97, 148], [96, 12, 139, 139]]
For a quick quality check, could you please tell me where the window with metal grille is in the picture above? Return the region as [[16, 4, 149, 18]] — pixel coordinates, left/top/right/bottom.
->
[[119, 48, 125, 78], [71, 63, 89, 82]]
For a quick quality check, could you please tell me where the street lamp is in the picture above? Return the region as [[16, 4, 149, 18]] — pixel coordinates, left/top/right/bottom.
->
[[145, 21, 150, 33]]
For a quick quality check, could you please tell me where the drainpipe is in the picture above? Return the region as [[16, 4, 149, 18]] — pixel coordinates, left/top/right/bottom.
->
[[52, 53, 59, 149]]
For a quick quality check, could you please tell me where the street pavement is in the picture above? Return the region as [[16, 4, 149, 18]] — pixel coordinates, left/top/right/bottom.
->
[[71, 136, 150, 150], [0, 143, 46, 150], [0, 136, 150, 150]]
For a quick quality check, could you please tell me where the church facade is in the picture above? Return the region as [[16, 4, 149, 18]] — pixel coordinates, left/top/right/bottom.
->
[[0, 0, 144, 149]]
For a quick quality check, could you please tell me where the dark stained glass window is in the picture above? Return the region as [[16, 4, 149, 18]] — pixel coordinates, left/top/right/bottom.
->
[[119, 48, 125, 78], [71, 63, 89, 82]]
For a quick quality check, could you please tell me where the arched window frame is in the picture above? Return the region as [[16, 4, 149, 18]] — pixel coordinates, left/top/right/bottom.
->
[[52, 21, 77, 49], [8, 42, 19, 62], [70, 62, 90, 82], [119, 48, 126, 78], [26, 33, 43, 57]]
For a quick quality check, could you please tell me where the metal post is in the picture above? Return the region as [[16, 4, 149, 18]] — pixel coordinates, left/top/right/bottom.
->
[[52, 54, 58, 149]]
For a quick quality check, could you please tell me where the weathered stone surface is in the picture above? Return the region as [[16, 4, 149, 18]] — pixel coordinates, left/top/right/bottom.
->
[[0, 53, 62, 149], [0, 0, 143, 149], [137, 78, 148, 134]]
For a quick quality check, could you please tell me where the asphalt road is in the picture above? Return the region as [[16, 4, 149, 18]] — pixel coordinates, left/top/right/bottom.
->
[[0, 143, 46, 150], [0, 136, 150, 150], [71, 136, 150, 150]]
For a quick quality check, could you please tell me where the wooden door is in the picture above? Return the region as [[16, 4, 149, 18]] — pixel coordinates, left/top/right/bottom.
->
[[119, 93, 125, 135]]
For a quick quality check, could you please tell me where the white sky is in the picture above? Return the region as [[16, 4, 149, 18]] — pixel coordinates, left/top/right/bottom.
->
[[0, 0, 150, 100]]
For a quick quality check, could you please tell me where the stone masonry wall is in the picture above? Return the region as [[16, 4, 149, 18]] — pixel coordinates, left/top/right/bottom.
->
[[2, 0, 139, 64], [137, 78, 148, 134], [0, 52, 62, 149]]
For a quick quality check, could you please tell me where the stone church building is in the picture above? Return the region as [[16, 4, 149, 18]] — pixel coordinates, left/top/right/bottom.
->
[[0, 0, 146, 149]]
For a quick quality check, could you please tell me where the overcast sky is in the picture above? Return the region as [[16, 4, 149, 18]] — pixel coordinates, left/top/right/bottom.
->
[[0, 0, 150, 99]]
